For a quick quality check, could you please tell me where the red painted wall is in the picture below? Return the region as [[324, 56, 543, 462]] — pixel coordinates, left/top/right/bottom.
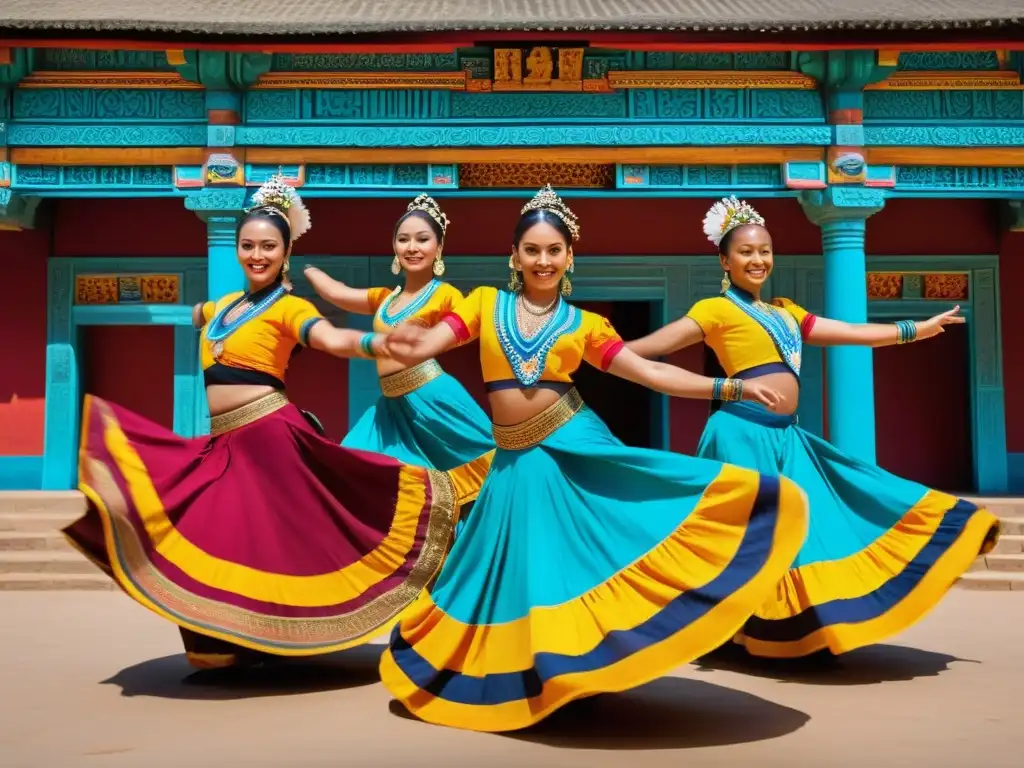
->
[[1000, 229, 1024, 453], [0, 228, 50, 455]]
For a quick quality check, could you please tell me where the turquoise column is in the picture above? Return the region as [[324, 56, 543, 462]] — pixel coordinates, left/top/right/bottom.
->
[[800, 187, 885, 464]]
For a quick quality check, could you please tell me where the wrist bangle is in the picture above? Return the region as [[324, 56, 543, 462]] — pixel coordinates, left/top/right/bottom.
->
[[359, 332, 379, 358], [895, 319, 918, 344], [712, 377, 744, 402]]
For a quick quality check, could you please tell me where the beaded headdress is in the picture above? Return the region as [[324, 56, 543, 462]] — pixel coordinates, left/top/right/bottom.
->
[[703, 195, 765, 249], [248, 174, 312, 243], [521, 184, 580, 241], [404, 193, 450, 236]]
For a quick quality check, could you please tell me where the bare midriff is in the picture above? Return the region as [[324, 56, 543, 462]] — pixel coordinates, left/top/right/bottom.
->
[[488, 387, 565, 427], [746, 370, 800, 416], [206, 384, 279, 417]]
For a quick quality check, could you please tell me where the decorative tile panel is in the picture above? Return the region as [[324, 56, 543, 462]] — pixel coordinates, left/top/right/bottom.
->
[[895, 166, 1024, 191], [459, 163, 613, 188], [14, 165, 174, 189], [618, 164, 783, 189], [924, 273, 969, 300], [13, 89, 205, 120], [270, 53, 460, 71], [75, 274, 180, 304], [35, 49, 174, 71], [867, 273, 904, 299]]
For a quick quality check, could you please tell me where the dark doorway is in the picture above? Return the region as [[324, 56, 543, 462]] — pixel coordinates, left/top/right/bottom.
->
[[574, 301, 659, 448]]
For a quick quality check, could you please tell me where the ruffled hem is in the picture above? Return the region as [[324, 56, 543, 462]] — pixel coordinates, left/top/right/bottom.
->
[[379, 470, 809, 732], [734, 492, 1000, 659]]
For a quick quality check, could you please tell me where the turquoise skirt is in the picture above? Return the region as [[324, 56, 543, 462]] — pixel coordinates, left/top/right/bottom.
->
[[380, 393, 809, 732], [342, 362, 494, 508], [697, 401, 1000, 659]]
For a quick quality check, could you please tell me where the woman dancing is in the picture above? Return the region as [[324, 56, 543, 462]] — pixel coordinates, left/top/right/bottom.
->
[[63, 176, 457, 670], [303, 195, 494, 508], [627, 196, 1000, 659], [377, 185, 809, 732]]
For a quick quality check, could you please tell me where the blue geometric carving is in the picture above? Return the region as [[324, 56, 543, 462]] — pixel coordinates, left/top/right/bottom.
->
[[632, 89, 823, 121], [896, 51, 1001, 71], [238, 125, 832, 147], [452, 92, 627, 119], [13, 165, 175, 192], [617, 164, 783, 189], [864, 91, 1024, 121], [35, 49, 173, 71], [12, 89, 205, 120], [6, 124, 207, 146], [894, 166, 1024, 194], [864, 126, 1024, 146], [303, 165, 458, 189]]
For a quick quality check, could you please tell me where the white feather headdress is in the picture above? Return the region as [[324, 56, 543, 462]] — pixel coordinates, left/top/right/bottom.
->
[[249, 174, 312, 243], [702, 196, 765, 249]]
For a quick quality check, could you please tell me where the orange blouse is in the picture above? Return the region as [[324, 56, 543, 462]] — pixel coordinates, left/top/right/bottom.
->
[[367, 280, 463, 333]]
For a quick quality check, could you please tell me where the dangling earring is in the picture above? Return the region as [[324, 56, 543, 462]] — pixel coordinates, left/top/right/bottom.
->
[[432, 249, 446, 277], [391, 254, 401, 275], [507, 252, 521, 292], [721, 271, 731, 293], [560, 255, 574, 297]]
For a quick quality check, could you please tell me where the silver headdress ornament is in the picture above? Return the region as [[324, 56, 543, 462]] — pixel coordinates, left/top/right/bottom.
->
[[703, 196, 765, 249], [248, 174, 312, 243], [522, 184, 580, 241], [406, 193, 450, 235]]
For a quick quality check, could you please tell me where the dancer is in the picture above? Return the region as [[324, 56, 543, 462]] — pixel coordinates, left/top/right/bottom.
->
[[63, 176, 457, 670], [627, 196, 1000, 659], [377, 185, 809, 732], [303, 194, 494, 508]]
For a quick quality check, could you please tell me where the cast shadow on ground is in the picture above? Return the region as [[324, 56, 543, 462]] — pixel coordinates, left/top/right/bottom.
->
[[692, 642, 977, 685], [388, 676, 809, 750], [101, 644, 383, 700]]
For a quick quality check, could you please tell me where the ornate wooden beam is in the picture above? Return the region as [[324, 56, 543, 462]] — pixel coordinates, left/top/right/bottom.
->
[[11, 147, 207, 165], [17, 71, 201, 89]]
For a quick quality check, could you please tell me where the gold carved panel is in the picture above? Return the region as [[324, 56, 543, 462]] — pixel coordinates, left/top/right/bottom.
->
[[867, 273, 904, 299], [459, 163, 614, 189], [75, 274, 180, 305], [923, 273, 969, 300]]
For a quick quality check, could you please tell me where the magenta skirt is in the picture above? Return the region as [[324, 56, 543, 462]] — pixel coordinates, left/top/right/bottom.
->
[[64, 393, 457, 668]]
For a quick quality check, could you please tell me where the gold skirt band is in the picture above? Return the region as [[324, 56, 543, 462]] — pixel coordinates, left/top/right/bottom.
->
[[210, 391, 289, 436], [492, 388, 584, 451], [380, 359, 444, 398]]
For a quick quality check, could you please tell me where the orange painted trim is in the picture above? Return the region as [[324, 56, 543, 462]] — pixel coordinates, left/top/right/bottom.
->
[[866, 70, 1023, 90], [253, 71, 467, 90], [830, 109, 863, 125], [18, 71, 201, 89], [10, 147, 206, 166], [3, 37, 1024, 53], [247, 146, 823, 165], [868, 147, 1024, 167], [208, 109, 241, 125]]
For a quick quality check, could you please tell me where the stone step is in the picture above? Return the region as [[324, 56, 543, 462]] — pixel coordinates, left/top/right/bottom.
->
[[0, 491, 85, 516], [0, 573, 116, 591], [997, 517, 1024, 536], [992, 534, 1024, 554], [0, 510, 80, 532], [957, 571, 1024, 591], [0, 552, 97, 575], [982, 553, 1024, 573], [0, 531, 74, 552], [969, 497, 1024, 519]]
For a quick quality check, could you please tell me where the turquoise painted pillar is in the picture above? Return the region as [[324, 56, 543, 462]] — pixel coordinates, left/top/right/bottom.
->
[[185, 190, 248, 300], [800, 187, 885, 464], [41, 260, 79, 490]]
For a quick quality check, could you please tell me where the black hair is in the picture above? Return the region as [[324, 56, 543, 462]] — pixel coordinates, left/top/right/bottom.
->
[[394, 210, 444, 245], [236, 206, 292, 284], [513, 208, 572, 249]]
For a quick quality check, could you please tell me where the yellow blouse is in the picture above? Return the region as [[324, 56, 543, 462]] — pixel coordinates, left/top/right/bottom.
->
[[442, 286, 624, 384], [686, 295, 816, 377], [200, 289, 323, 382], [367, 279, 463, 334]]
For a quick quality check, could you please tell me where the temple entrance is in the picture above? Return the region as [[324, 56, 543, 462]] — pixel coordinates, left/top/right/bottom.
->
[[874, 323, 974, 492], [81, 325, 176, 429], [574, 301, 659, 448]]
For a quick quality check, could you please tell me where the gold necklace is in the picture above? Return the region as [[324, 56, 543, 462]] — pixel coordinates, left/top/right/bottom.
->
[[515, 293, 557, 339]]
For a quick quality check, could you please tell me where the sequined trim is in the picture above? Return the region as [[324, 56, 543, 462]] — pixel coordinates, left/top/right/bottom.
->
[[380, 360, 443, 399], [491, 388, 583, 451], [209, 391, 289, 436]]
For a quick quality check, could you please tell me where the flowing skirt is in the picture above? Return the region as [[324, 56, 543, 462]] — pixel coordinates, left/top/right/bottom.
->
[[379, 389, 809, 732], [697, 401, 1000, 659], [65, 392, 457, 669], [342, 361, 495, 508]]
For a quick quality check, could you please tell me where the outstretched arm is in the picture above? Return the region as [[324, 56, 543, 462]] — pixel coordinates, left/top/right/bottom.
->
[[385, 322, 458, 367], [606, 347, 784, 409], [806, 306, 964, 348], [303, 266, 375, 315], [306, 321, 389, 359], [627, 316, 705, 359]]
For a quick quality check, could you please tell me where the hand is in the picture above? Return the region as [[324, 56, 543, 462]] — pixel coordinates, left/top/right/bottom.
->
[[385, 323, 429, 365], [742, 381, 785, 411], [916, 305, 965, 341], [371, 334, 392, 359]]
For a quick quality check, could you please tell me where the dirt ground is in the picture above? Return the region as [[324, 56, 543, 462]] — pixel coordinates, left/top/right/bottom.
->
[[0, 590, 1020, 768]]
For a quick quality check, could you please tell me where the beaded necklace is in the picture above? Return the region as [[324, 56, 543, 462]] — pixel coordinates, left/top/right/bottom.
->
[[494, 290, 579, 387], [724, 286, 802, 376], [205, 284, 287, 360], [377, 279, 441, 328]]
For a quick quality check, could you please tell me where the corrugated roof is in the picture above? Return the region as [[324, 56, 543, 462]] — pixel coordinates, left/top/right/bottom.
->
[[0, 0, 1021, 35]]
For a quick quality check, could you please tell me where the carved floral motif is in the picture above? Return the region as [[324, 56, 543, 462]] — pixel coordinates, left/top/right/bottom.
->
[[75, 274, 180, 304], [459, 163, 614, 189], [924, 273, 969, 300], [867, 273, 904, 299], [140, 275, 180, 303], [75, 276, 119, 305]]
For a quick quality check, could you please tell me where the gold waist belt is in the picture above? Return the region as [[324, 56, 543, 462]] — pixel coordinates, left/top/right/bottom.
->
[[380, 359, 443, 398], [492, 388, 584, 451], [209, 391, 289, 436]]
